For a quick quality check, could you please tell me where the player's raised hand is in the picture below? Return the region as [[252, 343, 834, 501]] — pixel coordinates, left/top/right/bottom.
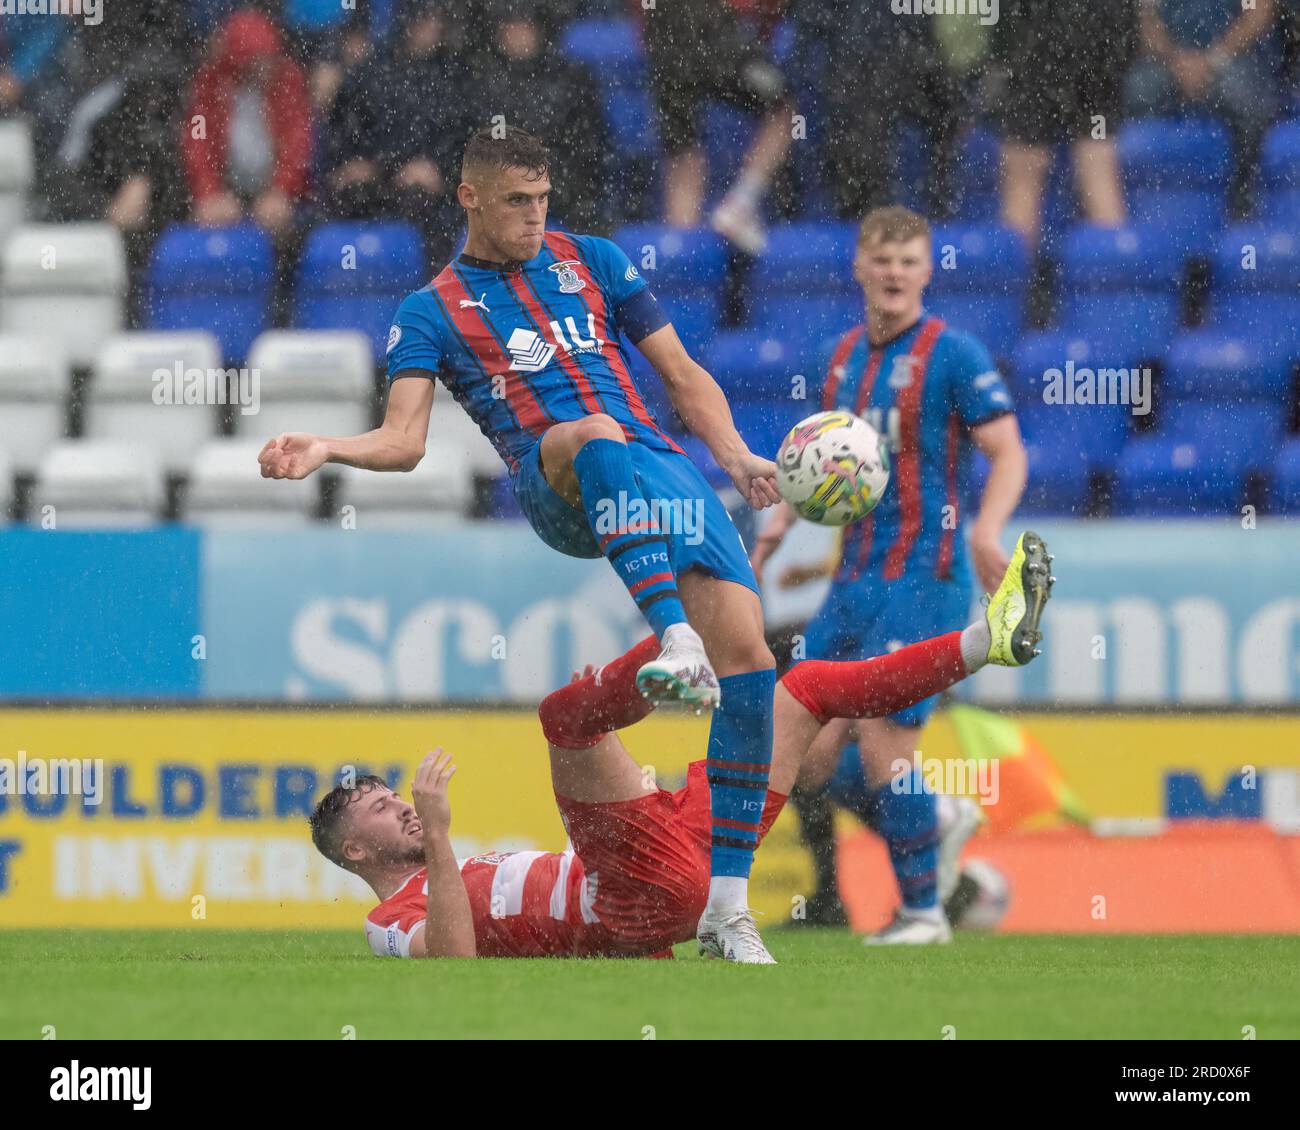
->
[[725, 450, 782, 510], [258, 433, 330, 480], [411, 748, 457, 838]]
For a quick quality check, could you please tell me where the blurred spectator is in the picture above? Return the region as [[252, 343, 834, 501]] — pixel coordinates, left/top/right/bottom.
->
[[478, 0, 613, 233], [182, 9, 312, 240], [324, 0, 469, 263], [991, 0, 1137, 250], [642, 0, 794, 253], [0, 6, 76, 191], [795, 3, 971, 221], [1126, 0, 1279, 218]]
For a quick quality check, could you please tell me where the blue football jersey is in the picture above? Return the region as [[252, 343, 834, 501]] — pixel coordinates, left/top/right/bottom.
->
[[820, 313, 1014, 584], [385, 232, 681, 474]]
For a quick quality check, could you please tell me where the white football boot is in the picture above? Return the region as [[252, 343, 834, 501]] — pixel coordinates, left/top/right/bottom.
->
[[635, 623, 721, 711], [863, 907, 953, 946], [697, 907, 777, 964], [937, 794, 983, 903]]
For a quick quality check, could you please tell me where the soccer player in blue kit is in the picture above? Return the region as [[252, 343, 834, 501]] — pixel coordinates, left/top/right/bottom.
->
[[752, 206, 1032, 944], [259, 127, 782, 962]]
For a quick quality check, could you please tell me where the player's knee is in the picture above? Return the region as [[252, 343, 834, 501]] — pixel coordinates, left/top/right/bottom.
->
[[572, 414, 624, 447], [716, 642, 776, 680]]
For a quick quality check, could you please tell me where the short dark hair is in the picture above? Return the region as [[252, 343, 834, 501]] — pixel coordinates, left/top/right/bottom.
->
[[461, 124, 550, 184], [309, 774, 388, 870]]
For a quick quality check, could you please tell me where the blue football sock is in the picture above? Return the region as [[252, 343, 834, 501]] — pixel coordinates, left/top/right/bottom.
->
[[869, 771, 940, 911], [705, 668, 776, 880], [573, 438, 686, 639]]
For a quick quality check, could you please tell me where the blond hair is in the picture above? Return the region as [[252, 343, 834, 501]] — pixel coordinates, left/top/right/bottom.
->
[[858, 206, 932, 247]]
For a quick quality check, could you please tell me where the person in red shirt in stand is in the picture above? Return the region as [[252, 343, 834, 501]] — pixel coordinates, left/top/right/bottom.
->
[[181, 9, 311, 242]]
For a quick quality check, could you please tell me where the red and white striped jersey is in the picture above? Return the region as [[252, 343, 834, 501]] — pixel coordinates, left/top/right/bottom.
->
[[365, 849, 603, 959]]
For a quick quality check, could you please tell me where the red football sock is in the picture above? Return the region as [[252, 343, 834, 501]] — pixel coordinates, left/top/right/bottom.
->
[[538, 635, 661, 749], [780, 632, 967, 725]]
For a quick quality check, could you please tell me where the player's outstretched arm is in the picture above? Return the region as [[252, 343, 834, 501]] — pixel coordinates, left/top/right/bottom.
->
[[635, 324, 781, 509], [407, 749, 476, 959], [257, 376, 435, 480]]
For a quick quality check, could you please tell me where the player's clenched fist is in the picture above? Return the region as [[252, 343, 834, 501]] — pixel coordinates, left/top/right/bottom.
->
[[411, 749, 457, 838], [258, 433, 330, 479]]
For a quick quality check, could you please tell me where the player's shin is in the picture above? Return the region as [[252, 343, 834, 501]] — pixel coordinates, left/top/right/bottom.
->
[[869, 771, 941, 913], [573, 438, 687, 639], [704, 667, 776, 910]]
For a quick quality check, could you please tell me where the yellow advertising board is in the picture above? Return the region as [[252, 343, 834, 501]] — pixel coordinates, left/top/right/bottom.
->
[[1, 709, 1297, 931]]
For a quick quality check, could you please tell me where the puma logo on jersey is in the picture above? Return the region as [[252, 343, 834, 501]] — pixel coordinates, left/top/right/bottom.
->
[[460, 293, 490, 312]]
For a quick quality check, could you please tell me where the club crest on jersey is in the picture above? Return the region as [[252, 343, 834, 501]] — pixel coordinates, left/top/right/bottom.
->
[[887, 355, 919, 389], [549, 260, 587, 294]]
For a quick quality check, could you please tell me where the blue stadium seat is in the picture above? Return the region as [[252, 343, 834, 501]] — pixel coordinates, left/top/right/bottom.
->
[[1058, 224, 1186, 358], [144, 223, 274, 365], [751, 222, 858, 293], [1017, 402, 1131, 473], [926, 225, 1028, 360], [745, 292, 862, 359], [613, 225, 728, 291], [1113, 433, 1249, 516], [1161, 401, 1285, 470], [730, 399, 804, 462], [1260, 120, 1300, 220], [559, 18, 645, 82], [706, 331, 807, 405], [1207, 226, 1300, 350], [1274, 439, 1300, 513], [1119, 118, 1231, 254], [604, 86, 658, 157], [1165, 330, 1294, 402], [973, 441, 1091, 516], [293, 222, 424, 360]]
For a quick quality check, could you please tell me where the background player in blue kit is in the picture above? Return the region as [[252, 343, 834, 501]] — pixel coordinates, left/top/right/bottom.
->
[[258, 126, 782, 963], [752, 206, 1029, 944]]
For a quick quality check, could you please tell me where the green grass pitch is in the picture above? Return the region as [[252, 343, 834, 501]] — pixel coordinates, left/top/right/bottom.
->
[[2, 930, 1298, 1040]]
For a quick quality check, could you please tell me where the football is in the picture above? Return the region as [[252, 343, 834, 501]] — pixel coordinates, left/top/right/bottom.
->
[[775, 410, 891, 526]]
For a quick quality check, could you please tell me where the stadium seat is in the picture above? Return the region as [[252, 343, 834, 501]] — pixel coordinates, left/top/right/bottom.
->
[[744, 292, 862, 360], [0, 446, 12, 523], [293, 222, 425, 360], [144, 224, 274, 364], [184, 439, 319, 527], [751, 222, 858, 294], [1159, 401, 1284, 470], [1118, 118, 1231, 255], [0, 118, 34, 248], [336, 443, 473, 525], [84, 332, 223, 472], [1058, 224, 1186, 359], [1274, 439, 1300, 514], [613, 225, 728, 350], [31, 440, 165, 527], [928, 224, 1029, 361], [0, 224, 126, 367], [1260, 120, 1300, 221], [972, 441, 1092, 516], [1207, 226, 1300, 351], [1112, 433, 1250, 516], [0, 335, 71, 472], [559, 18, 645, 78], [1164, 330, 1294, 403], [706, 330, 815, 405], [237, 330, 373, 440], [427, 398, 505, 479], [951, 127, 1001, 222]]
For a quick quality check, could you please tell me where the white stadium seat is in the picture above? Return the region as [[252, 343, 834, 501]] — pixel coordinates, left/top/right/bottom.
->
[[184, 439, 319, 527], [0, 119, 34, 249], [31, 440, 164, 528], [427, 398, 504, 478], [0, 334, 71, 472], [84, 331, 223, 472], [237, 330, 373, 441], [0, 224, 126, 367], [336, 443, 474, 526], [0, 446, 13, 524]]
